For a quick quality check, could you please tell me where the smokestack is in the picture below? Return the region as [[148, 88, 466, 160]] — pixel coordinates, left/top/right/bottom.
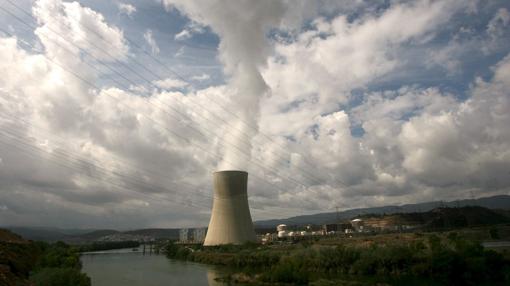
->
[[203, 170, 257, 245]]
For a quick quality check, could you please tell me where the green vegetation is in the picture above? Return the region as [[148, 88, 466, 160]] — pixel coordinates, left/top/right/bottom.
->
[[29, 268, 90, 286], [490, 227, 500, 239], [29, 241, 90, 286], [0, 229, 91, 286], [165, 234, 510, 285], [0, 229, 39, 286]]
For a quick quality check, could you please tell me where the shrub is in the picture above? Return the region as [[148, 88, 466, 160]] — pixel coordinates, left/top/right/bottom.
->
[[175, 247, 191, 259], [164, 236, 510, 285], [164, 241, 179, 258], [30, 268, 90, 286], [35, 242, 82, 270], [264, 256, 309, 284], [489, 227, 500, 240]]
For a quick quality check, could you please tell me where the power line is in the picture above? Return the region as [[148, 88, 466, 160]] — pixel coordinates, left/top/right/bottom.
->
[[0, 28, 334, 214], [0, 4, 318, 193], [0, 128, 292, 219], [0, 97, 295, 220], [0, 89, 296, 219], [2, 0, 345, 190], [0, 131, 207, 206], [0, 4, 348, 212]]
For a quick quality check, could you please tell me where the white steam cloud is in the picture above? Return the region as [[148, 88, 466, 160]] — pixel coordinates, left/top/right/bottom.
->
[[162, 0, 286, 171]]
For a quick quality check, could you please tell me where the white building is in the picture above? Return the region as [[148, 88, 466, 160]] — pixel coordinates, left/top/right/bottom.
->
[[179, 228, 192, 243], [193, 227, 207, 243]]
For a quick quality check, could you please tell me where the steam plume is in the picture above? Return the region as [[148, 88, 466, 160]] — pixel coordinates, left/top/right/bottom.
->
[[162, 0, 286, 170]]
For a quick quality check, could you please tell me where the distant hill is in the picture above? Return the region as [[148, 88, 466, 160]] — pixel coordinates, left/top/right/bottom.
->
[[6, 195, 510, 240], [74, 229, 119, 240], [6, 227, 180, 243], [0, 229, 26, 243], [425, 206, 510, 228], [4, 227, 93, 242], [356, 206, 510, 230], [254, 195, 510, 227], [124, 228, 179, 239]]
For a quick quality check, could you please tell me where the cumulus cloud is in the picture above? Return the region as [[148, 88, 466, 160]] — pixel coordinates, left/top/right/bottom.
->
[[1, 0, 509, 229], [400, 55, 510, 191], [0, 1, 215, 228], [117, 2, 136, 17], [153, 77, 188, 89], [143, 29, 159, 55], [191, 73, 210, 81], [483, 8, 510, 54], [33, 0, 128, 62], [174, 21, 205, 40], [264, 0, 469, 111]]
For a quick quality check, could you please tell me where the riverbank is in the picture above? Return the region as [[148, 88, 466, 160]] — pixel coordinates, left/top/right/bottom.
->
[[164, 231, 510, 285], [0, 229, 90, 286]]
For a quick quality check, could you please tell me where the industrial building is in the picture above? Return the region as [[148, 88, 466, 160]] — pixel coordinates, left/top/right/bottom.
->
[[179, 228, 192, 243], [193, 227, 207, 243], [203, 170, 257, 245], [179, 227, 208, 243], [351, 218, 364, 232], [322, 223, 354, 234]]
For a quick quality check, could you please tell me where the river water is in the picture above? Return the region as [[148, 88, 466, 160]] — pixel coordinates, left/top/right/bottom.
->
[[81, 249, 228, 286]]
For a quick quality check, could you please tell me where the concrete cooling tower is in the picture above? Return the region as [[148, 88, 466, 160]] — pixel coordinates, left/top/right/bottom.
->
[[203, 170, 257, 246]]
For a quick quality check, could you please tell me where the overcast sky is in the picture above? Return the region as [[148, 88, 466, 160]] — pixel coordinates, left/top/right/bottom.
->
[[0, 0, 509, 229]]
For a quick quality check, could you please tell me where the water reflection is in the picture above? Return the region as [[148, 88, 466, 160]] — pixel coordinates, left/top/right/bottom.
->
[[206, 269, 226, 286], [81, 249, 229, 286]]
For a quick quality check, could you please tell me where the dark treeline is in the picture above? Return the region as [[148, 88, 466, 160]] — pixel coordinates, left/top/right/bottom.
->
[[29, 241, 90, 286], [78, 240, 139, 252], [164, 234, 510, 285], [1, 228, 140, 286], [0, 230, 90, 286]]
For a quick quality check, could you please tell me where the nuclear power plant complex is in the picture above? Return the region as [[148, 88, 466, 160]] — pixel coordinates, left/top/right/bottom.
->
[[203, 170, 257, 246]]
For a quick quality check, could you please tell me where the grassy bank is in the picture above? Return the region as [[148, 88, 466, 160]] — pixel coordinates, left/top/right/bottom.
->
[[164, 233, 510, 285]]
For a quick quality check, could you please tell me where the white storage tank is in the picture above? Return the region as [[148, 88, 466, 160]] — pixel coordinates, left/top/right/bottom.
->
[[276, 224, 287, 232]]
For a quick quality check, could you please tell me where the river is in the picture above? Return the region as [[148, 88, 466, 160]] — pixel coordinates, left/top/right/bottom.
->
[[81, 249, 228, 286]]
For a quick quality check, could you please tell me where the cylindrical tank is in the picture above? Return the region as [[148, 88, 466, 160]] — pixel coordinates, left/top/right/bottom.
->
[[203, 170, 257, 246], [276, 224, 287, 232]]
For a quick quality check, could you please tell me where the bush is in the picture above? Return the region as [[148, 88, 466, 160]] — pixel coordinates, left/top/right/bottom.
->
[[35, 242, 81, 270], [164, 241, 179, 258], [164, 236, 510, 285], [28, 241, 91, 286], [175, 247, 191, 259], [30, 268, 90, 286], [489, 227, 500, 240], [264, 256, 309, 284]]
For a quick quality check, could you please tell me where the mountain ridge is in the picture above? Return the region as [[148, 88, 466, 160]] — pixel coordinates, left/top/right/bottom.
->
[[5, 195, 510, 240], [254, 195, 510, 227]]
